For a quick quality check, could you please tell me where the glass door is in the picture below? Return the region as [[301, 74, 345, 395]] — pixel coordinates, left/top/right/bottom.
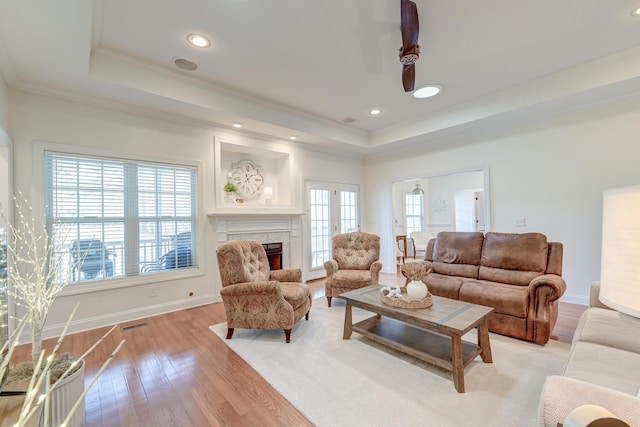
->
[[303, 180, 359, 281]]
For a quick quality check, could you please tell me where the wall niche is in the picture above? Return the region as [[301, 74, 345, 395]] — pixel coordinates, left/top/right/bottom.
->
[[212, 138, 297, 213]]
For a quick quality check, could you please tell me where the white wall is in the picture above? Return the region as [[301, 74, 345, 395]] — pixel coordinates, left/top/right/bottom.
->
[[0, 74, 9, 141], [10, 91, 363, 337], [365, 96, 640, 305], [0, 75, 10, 212]]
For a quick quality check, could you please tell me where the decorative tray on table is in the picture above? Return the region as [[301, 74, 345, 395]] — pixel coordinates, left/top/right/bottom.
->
[[380, 286, 433, 309]]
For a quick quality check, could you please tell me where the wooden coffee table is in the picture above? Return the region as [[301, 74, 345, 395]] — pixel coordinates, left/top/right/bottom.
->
[[339, 285, 494, 393]]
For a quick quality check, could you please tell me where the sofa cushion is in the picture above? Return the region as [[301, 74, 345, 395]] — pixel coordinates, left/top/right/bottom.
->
[[459, 280, 528, 318], [432, 231, 484, 279], [423, 273, 465, 300], [573, 307, 640, 354], [564, 341, 640, 395], [479, 232, 548, 286]]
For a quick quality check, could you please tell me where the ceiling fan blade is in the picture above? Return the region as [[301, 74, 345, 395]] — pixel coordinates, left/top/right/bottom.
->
[[402, 64, 415, 92], [400, 0, 419, 53]]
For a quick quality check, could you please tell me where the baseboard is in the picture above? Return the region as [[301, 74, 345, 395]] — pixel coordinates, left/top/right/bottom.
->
[[560, 292, 589, 306], [21, 294, 221, 344]]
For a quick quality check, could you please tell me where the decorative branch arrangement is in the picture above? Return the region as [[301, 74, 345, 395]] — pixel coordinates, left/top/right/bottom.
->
[[0, 192, 126, 426], [401, 263, 432, 281], [1, 192, 68, 365]]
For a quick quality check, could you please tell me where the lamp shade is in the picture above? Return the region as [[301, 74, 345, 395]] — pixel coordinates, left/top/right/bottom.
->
[[264, 186, 273, 197], [600, 185, 640, 318], [412, 184, 424, 195]]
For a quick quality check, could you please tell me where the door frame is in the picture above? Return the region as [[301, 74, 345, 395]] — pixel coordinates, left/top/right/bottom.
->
[[302, 179, 360, 282]]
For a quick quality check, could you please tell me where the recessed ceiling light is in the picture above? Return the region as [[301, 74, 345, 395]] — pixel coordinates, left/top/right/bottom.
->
[[232, 123, 242, 128], [289, 136, 297, 140], [187, 34, 211, 48], [413, 85, 443, 99], [632, 7, 640, 16], [369, 109, 382, 115]]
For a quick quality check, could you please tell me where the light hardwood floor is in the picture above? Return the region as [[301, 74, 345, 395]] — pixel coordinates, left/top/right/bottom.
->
[[11, 273, 586, 426]]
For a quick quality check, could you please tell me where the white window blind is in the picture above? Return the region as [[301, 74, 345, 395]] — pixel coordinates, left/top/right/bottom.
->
[[44, 153, 197, 284], [405, 193, 424, 235]]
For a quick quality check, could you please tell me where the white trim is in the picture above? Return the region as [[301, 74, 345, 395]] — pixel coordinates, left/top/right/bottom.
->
[[20, 294, 219, 344], [59, 268, 205, 296], [560, 292, 589, 306]]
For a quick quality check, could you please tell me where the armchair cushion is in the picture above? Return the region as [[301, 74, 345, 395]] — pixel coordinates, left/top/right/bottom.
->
[[279, 282, 311, 310], [217, 240, 270, 285], [330, 270, 374, 289], [332, 232, 380, 270]]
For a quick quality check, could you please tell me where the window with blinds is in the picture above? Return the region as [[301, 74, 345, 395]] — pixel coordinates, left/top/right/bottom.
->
[[405, 193, 424, 235], [44, 152, 197, 284]]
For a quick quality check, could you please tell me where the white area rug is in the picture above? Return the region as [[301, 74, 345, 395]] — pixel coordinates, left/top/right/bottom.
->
[[209, 298, 570, 427]]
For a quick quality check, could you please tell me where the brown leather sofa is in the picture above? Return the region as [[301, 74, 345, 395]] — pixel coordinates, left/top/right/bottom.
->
[[409, 231, 566, 345]]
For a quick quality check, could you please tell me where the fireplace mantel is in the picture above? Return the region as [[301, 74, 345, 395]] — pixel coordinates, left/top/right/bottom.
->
[[207, 211, 304, 219]]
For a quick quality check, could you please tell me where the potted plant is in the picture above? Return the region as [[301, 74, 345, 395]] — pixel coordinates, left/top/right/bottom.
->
[[0, 192, 124, 426], [224, 182, 238, 203]]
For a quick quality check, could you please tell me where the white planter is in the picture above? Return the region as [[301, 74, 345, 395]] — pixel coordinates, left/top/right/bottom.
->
[[48, 359, 84, 427]]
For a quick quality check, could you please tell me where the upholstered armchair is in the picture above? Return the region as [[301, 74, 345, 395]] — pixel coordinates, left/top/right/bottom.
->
[[324, 231, 383, 307], [216, 240, 312, 343]]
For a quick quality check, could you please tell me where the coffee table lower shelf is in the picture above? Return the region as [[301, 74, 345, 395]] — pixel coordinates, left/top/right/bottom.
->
[[352, 315, 482, 380]]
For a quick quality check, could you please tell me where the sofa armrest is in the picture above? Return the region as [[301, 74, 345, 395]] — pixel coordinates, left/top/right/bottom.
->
[[529, 274, 567, 303], [324, 259, 338, 278], [539, 375, 640, 427], [589, 281, 613, 310], [370, 260, 383, 284], [563, 404, 631, 427], [270, 268, 302, 282]]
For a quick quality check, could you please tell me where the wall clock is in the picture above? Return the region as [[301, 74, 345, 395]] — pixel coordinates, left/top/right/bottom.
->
[[229, 159, 264, 199], [432, 197, 448, 213]]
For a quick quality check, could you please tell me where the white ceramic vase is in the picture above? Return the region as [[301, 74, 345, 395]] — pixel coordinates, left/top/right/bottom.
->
[[406, 280, 429, 299]]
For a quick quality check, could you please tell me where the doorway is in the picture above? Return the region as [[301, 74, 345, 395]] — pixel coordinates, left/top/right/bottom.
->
[[303, 180, 360, 281], [453, 189, 485, 232]]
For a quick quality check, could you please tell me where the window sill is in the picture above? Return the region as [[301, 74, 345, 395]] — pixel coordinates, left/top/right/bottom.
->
[[59, 267, 205, 296]]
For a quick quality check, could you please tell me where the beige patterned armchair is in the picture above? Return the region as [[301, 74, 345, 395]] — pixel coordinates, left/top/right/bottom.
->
[[324, 232, 383, 307], [216, 240, 312, 343]]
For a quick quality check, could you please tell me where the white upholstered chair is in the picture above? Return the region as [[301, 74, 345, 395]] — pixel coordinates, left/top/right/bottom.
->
[[409, 231, 433, 260]]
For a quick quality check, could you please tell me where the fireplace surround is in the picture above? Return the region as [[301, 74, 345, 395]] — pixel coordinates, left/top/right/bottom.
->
[[211, 212, 303, 271], [262, 242, 283, 270]]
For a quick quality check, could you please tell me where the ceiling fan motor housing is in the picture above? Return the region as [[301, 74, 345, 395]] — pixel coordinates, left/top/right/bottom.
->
[[399, 45, 420, 65]]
